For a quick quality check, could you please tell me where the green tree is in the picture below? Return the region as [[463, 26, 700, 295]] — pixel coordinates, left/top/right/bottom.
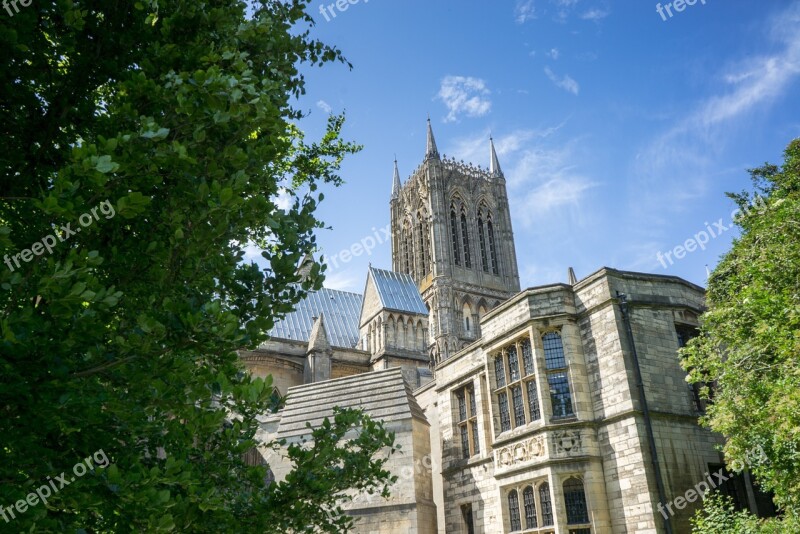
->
[[0, 1, 396, 532], [691, 493, 800, 534], [681, 139, 800, 527]]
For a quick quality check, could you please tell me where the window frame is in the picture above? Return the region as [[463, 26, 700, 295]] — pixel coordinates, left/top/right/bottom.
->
[[542, 331, 576, 420], [493, 337, 542, 435], [505, 480, 560, 533], [450, 206, 461, 266], [455, 382, 480, 459], [563, 477, 591, 529]]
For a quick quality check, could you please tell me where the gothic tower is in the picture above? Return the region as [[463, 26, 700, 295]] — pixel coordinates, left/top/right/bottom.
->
[[390, 120, 521, 365]]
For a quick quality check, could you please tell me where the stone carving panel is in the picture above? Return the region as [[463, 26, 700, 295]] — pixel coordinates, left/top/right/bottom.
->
[[552, 430, 582, 457], [495, 435, 546, 470]]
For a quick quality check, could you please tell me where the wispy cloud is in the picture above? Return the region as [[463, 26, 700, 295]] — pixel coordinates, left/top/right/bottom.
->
[[446, 124, 566, 167], [316, 100, 333, 114], [437, 76, 492, 122], [632, 2, 800, 213], [517, 0, 609, 24], [581, 8, 609, 21], [544, 67, 580, 95], [515, 0, 537, 23], [547, 48, 560, 60], [448, 125, 598, 229], [509, 140, 598, 226]]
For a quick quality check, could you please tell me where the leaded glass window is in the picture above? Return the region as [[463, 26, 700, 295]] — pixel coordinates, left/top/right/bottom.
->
[[521, 339, 534, 375], [508, 490, 521, 531], [543, 332, 567, 369], [540, 482, 554, 526], [564, 478, 590, 525], [526, 380, 541, 421], [495, 354, 506, 387], [498, 391, 511, 432], [493, 337, 541, 433], [511, 386, 525, 427], [455, 384, 480, 458], [548, 373, 575, 418], [508, 346, 520, 382], [523, 485, 537, 529]]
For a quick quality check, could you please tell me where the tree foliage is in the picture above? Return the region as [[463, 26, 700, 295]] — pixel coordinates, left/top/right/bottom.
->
[[690, 493, 799, 534], [681, 139, 800, 525], [0, 0, 396, 531]]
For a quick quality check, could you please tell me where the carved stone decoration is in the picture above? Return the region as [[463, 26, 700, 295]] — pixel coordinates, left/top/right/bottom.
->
[[552, 430, 582, 456], [494, 435, 546, 470]]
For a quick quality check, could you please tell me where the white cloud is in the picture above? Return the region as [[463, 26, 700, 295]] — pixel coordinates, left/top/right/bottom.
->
[[316, 100, 332, 114], [515, 0, 537, 23], [581, 8, 609, 21], [446, 124, 566, 167], [544, 67, 580, 95], [273, 188, 293, 211], [437, 76, 492, 122], [518, 0, 608, 24], [547, 48, 560, 60], [447, 125, 598, 228]]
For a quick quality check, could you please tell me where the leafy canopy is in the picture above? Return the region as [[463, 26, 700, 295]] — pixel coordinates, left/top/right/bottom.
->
[[681, 138, 800, 523], [0, 0, 396, 532]]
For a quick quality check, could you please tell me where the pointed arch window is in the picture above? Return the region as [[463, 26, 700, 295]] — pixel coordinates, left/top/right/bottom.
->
[[460, 209, 472, 268], [450, 206, 461, 266], [539, 482, 554, 526], [478, 215, 489, 272], [404, 229, 413, 276], [564, 477, 590, 525], [487, 218, 499, 275], [507, 480, 553, 532], [508, 490, 522, 531], [417, 220, 427, 275], [523, 485, 537, 529]]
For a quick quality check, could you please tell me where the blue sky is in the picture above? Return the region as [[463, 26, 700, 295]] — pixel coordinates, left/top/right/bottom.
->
[[251, 0, 800, 294]]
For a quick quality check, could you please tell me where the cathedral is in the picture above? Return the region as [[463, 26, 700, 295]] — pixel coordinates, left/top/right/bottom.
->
[[240, 121, 770, 533]]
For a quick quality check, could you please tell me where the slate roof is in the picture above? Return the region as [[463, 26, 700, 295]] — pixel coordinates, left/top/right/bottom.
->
[[276, 368, 426, 439], [268, 288, 362, 349], [369, 267, 428, 316]]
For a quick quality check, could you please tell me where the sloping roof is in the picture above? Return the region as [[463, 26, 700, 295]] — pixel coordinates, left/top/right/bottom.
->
[[268, 288, 362, 349], [368, 267, 428, 316], [276, 368, 426, 439]]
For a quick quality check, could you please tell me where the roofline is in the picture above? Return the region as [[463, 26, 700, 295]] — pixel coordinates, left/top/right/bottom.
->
[[482, 267, 706, 323]]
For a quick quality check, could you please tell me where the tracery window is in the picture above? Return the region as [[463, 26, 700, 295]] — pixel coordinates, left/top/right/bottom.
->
[[487, 218, 499, 275], [450, 206, 461, 266], [478, 215, 489, 272], [461, 209, 471, 268]]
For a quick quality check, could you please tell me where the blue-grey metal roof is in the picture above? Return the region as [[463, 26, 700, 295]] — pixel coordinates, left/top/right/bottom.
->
[[369, 267, 429, 316], [268, 288, 363, 349]]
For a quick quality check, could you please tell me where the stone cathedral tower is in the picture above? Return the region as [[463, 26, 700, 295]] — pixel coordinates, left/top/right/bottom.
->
[[390, 120, 521, 365]]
